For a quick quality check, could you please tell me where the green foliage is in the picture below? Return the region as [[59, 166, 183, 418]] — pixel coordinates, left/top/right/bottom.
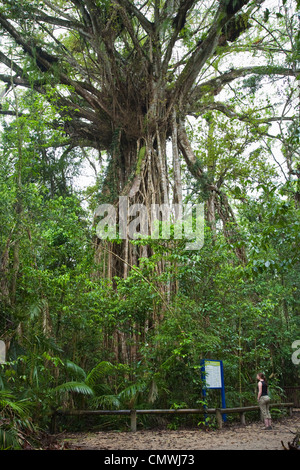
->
[[0, 390, 35, 450], [0, 1, 299, 438]]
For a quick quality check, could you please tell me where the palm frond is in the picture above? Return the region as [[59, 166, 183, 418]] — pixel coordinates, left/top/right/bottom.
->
[[118, 382, 147, 406], [4, 399, 32, 417], [85, 361, 116, 387], [0, 391, 32, 417], [0, 391, 35, 450], [64, 360, 87, 381], [91, 394, 121, 410], [54, 381, 94, 396], [92, 383, 113, 395], [0, 389, 15, 403], [0, 426, 22, 450]]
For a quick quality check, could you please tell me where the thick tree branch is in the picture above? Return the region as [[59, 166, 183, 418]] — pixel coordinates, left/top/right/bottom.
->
[[162, 0, 197, 74], [0, 74, 47, 97], [0, 12, 61, 73], [28, 14, 83, 31], [189, 100, 296, 125], [189, 66, 300, 103], [0, 12, 115, 115], [0, 52, 24, 77], [117, 0, 155, 36], [0, 110, 26, 117], [172, 0, 252, 103]]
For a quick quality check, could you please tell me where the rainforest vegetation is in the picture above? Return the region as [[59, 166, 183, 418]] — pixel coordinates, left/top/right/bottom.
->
[[0, 0, 299, 449]]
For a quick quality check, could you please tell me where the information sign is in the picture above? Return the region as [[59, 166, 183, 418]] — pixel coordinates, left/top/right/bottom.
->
[[205, 360, 222, 389], [200, 359, 226, 422]]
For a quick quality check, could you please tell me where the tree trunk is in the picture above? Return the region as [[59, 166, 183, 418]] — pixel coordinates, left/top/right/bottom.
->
[[94, 126, 172, 363], [93, 108, 250, 363]]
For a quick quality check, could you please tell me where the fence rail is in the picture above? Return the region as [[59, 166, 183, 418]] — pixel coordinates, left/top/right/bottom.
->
[[51, 402, 294, 433]]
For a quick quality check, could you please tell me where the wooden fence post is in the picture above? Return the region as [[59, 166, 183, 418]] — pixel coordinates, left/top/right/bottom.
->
[[130, 409, 137, 432], [239, 411, 246, 426], [216, 409, 223, 429]]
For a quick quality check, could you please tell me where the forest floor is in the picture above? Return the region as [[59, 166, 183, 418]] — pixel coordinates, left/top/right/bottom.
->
[[57, 410, 300, 451]]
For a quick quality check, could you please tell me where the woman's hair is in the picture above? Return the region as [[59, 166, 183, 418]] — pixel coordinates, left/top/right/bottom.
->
[[257, 372, 268, 385]]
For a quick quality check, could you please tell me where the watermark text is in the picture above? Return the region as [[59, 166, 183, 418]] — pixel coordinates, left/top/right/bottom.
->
[[95, 197, 204, 250]]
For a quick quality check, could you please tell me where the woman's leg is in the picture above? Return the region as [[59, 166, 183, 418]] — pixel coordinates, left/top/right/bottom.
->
[[259, 396, 272, 429], [265, 397, 272, 428]]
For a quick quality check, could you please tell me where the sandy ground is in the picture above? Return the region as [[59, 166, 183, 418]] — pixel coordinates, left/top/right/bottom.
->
[[60, 410, 300, 451]]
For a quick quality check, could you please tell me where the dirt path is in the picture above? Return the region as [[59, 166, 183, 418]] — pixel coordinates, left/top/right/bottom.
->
[[60, 411, 299, 451]]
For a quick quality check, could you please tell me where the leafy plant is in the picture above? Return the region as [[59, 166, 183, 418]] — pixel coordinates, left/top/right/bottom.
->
[[0, 390, 35, 450]]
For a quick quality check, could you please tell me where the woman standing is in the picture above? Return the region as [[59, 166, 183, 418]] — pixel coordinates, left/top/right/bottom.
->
[[257, 373, 272, 430]]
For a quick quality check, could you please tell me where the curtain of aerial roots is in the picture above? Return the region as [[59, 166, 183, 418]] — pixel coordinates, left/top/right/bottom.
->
[[95, 120, 183, 363]]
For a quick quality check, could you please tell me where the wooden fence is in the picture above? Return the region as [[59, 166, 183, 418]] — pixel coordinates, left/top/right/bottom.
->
[[51, 402, 294, 433]]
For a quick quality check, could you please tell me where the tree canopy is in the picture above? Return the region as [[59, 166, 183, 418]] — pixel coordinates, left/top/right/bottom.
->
[[0, 1, 298, 255], [0, 0, 298, 149]]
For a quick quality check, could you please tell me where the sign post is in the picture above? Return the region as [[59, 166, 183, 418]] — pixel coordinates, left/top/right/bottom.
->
[[200, 359, 226, 422]]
